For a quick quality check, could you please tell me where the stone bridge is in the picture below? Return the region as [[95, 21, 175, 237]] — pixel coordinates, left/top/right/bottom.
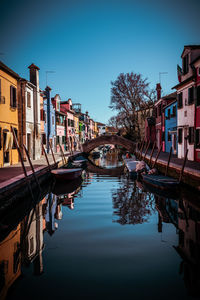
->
[[82, 135, 136, 154]]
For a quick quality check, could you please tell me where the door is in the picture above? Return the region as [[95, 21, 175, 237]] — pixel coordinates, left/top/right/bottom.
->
[[27, 133, 31, 157], [3, 131, 9, 165], [184, 127, 188, 156], [172, 133, 177, 155]]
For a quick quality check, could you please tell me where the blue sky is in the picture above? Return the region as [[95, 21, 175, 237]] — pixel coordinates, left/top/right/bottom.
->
[[1, 0, 200, 123]]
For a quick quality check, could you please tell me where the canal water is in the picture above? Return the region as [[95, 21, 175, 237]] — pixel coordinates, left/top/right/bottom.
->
[[0, 154, 200, 300]]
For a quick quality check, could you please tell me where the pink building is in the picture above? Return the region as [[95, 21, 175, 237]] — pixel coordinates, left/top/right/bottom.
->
[[173, 45, 200, 161], [52, 94, 66, 152], [60, 99, 75, 150]]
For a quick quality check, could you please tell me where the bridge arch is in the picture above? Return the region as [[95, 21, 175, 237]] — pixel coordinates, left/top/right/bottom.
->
[[82, 135, 135, 154]]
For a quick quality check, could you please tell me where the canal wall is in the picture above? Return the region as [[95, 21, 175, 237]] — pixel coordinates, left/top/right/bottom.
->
[[135, 149, 200, 190]]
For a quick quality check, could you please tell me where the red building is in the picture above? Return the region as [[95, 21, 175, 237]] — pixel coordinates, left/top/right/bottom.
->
[[154, 84, 176, 150]]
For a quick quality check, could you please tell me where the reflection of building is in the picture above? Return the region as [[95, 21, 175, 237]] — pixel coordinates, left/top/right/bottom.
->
[[0, 225, 21, 300], [175, 199, 200, 297], [21, 202, 44, 275]]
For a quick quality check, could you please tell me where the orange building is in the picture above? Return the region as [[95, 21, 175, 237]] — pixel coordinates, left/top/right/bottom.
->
[[0, 61, 20, 167]]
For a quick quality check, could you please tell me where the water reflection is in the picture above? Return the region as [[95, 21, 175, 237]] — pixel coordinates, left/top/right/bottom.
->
[[112, 179, 155, 225], [0, 170, 200, 299]]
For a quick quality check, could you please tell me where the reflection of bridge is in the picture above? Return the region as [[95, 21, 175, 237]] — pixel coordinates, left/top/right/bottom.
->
[[87, 159, 125, 176], [82, 135, 135, 153]]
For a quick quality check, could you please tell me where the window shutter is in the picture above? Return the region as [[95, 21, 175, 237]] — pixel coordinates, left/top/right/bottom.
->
[[178, 128, 182, 143], [189, 127, 194, 144], [188, 87, 194, 104]]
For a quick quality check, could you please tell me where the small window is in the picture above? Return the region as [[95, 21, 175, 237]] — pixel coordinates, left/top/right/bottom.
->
[[168, 132, 171, 141], [172, 105, 176, 117], [188, 87, 194, 105], [52, 116, 54, 125], [62, 136, 65, 144], [27, 92, 31, 108], [178, 93, 183, 109], [10, 86, 17, 108], [42, 134, 46, 145], [178, 128, 183, 143], [189, 127, 194, 144], [183, 54, 189, 74], [68, 119, 70, 127], [56, 136, 60, 144]]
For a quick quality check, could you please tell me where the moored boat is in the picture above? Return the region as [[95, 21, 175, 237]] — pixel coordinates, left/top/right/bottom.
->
[[51, 168, 82, 180], [141, 174, 179, 190]]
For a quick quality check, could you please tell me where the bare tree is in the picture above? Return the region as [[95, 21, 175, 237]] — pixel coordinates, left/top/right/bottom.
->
[[109, 72, 156, 141]]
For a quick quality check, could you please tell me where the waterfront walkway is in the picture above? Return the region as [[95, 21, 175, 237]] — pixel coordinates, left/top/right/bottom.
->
[[137, 148, 200, 189], [0, 151, 80, 193]]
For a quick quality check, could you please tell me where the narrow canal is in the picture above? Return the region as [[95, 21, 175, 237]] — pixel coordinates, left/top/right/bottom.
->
[[0, 154, 200, 300]]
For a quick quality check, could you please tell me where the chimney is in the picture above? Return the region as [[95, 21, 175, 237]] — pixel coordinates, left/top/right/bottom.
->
[[28, 63, 40, 87], [156, 83, 161, 100]]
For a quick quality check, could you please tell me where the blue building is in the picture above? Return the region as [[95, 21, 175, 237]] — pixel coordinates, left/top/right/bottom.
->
[[43, 86, 56, 153], [164, 100, 178, 155]]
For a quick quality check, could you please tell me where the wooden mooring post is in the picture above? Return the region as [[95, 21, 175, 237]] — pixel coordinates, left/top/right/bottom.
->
[[23, 144, 41, 192], [149, 142, 156, 167], [152, 145, 162, 168], [179, 149, 188, 183], [165, 147, 172, 176], [49, 140, 56, 165], [143, 141, 150, 160], [59, 143, 67, 165], [42, 143, 51, 171], [11, 126, 34, 200], [139, 141, 145, 160]]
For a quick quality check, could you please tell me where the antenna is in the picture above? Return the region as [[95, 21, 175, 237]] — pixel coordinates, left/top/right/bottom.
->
[[45, 71, 56, 86], [159, 72, 168, 85]]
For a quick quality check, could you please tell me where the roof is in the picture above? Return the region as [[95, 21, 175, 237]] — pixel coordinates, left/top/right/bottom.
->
[[0, 61, 21, 79], [163, 99, 177, 109], [181, 45, 200, 58], [162, 92, 177, 100], [172, 75, 195, 90], [28, 63, 40, 70]]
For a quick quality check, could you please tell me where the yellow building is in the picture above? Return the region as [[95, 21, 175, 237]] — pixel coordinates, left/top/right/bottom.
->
[[74, 114, 80, 148], [0, 61, 20, 167], [94, 121, 98, 138]]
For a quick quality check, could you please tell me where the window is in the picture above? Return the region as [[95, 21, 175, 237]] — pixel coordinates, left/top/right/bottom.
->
[[189, 127, 194, 144], [188, 87, 194, 105], [167, 109, 170, 119], [56, 136, 60, 144], [172, 105, 176, 117], [52, 116, 54, 125], [168, 132, 171, 141], [62, 136, 65, 144], [12, 128, 17, 149], [197, 86, 200, 106], [10, 86, 17, 108], [178, 93, 183, 109], [178, 128, 183, 143], [71, 119, 74, 127], [162, 131, 165, 141], [68, 119, 70, 126], [196, 129, 200, 148], [27, 92, 31, 108], [183, 54, 189, 74]]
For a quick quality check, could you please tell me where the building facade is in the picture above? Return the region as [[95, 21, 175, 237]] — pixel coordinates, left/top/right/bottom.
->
[[164, 100, 178, 154], [0, 61, 20, 167]]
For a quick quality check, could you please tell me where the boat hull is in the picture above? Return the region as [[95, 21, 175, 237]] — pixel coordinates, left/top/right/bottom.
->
[[51, 168, 82, 181], [142, 174, 179, 190]]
